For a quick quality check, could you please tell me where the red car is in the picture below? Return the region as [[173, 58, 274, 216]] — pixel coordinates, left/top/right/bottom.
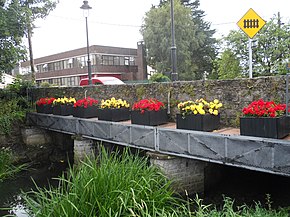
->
[[79, 76, 125, 86]]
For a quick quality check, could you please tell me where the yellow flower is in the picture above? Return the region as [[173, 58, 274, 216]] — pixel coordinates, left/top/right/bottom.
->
[[178, 98, 222, 116], [214, 99, 219, 104], [213, 110, 218, 116]]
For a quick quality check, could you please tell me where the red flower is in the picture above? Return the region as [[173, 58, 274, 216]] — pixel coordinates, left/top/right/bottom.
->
[[242, 99, 286, 118], [132, 98, 165, 113], [36, 97, 56, 106], [73, 97, 99, 108]]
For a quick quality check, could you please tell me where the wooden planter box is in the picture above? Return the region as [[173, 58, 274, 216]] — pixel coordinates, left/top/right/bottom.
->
[[53, 105, 73, 116], [131, 109, 167, 126], [73, 106, 98, 118], [97, 108, 130, 122], [240, 116, 290, 139], [36, 105, 53, 114], [176, 114, 220, 132]]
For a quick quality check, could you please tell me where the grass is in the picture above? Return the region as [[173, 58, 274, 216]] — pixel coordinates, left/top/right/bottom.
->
[[0, 147, 28, 182], [23, 146, 290, 217]]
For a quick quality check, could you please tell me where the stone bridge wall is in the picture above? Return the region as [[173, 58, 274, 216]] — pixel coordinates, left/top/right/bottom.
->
[[29, 75, 287, 127]]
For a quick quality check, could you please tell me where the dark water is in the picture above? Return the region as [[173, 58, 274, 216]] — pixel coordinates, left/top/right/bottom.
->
[[0, 163, 68, 217], [203, 165, 290, 210]]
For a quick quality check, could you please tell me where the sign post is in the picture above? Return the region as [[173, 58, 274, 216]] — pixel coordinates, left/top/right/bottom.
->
[[237, 8, 266, 78]]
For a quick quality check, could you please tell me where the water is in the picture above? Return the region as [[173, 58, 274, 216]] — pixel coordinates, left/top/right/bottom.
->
[[0, 163, 68, 217], [203, 165, 290, 210], [1, 162, 290, 216]]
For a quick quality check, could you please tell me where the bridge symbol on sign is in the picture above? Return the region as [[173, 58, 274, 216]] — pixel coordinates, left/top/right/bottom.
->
[[237, 8, 266, 38]]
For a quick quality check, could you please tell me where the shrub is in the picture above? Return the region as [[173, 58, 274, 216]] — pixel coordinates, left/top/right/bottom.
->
[[24, 147, 189, 216], [149, 73, 171, 83]]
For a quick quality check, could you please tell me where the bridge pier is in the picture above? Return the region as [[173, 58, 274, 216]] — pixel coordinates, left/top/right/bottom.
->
[[147, 152, 206, 196], [73, 137, 94, 163]]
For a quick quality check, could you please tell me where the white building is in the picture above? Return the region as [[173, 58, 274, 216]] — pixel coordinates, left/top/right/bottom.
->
[[0, 73, 15, 89]]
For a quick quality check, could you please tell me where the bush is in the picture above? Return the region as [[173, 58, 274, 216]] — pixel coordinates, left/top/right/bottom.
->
[[149, 73, 171, 83], [24, 147, 191, 216], [0, 98, 28, 134]]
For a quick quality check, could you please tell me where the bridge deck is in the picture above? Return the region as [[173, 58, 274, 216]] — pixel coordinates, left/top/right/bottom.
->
[[26, 113, 290, 177]]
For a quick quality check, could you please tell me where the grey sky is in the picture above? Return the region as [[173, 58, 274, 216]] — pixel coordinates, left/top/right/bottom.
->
[[30, 0, 290, 58]]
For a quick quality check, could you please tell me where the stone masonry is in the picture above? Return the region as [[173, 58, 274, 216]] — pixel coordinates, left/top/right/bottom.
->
[[147, 152, 206, 196], [29, 75, 287, 128]]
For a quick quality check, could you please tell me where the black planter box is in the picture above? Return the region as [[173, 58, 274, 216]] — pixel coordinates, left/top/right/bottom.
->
[[240, 116, 290, 139], [131, 109, 167, 126], [36, 105, 53, 114], [176, 114, 220, 132], [53, 105, 73, 116], [36, 105, 44, 113], [97, 108, 130, 122], [73, 106, 98, 118]]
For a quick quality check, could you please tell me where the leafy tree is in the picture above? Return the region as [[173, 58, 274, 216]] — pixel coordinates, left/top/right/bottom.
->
[[149, 73, 171, 82], [0, 0, 28, 75], [213, 49, 243, 79], [141, 0, 217, 81], [0, 0, 58, 80], [21, 0, 58, 82], [219, 14, 290, 78]]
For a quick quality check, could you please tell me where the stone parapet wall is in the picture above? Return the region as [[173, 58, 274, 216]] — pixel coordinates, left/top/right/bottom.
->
[[29, 75, 287, 128]]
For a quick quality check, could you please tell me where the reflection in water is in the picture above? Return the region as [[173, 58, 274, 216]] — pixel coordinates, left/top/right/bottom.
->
[[0, 163, 68, 217]]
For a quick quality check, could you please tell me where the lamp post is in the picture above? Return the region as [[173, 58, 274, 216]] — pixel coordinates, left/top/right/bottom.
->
[[170, 0, 177, 81], [80, 0, 92, 85]]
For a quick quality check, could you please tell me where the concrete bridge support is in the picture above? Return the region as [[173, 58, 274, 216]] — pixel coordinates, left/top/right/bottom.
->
[[147, 152, 206, 196], [73, 138, 94, 163]]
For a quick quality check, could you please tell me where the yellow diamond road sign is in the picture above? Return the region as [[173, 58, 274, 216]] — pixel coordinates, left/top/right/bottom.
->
[[237, 8, 266, 38]]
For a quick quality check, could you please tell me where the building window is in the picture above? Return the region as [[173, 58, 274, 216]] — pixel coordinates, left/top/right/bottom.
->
[[42, 64, 48, 72], [54, 61, 63, 71], [67, 77, 76, 86], [124, 57, 129, 66], [36, 65, 42, 73], [48, 63, 54, 72], [129, 56, 135, 65], [63, 59, 73, 69], [54, 78, 62, 86], [120, 56, 125, 65], [113, 56, 120, 65], [102, 55, 114, 65]]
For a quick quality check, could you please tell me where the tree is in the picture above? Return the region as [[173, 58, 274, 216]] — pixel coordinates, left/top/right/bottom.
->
[[141, 0, 217, 81], [0, 0, 28, 75], [214, 49, 243, 79], [0, 0, 58, 81], [219, 14, 290, 78], [21, 0, 58, 82], [149, 73, 171, 82]]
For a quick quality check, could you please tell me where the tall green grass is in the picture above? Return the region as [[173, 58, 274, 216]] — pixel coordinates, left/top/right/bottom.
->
[[0, 147, 27, 182], [24, 147, 192, 216], [23, 147, 290, 217]]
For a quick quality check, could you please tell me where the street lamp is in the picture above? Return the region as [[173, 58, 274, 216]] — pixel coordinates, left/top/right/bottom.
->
[[80, 0, 92, 85], [170, 0, 177, 81]]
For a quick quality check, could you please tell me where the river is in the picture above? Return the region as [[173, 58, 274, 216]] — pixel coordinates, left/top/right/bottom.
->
[[0, 163, 68, 217], [1, 162, 290, 216]]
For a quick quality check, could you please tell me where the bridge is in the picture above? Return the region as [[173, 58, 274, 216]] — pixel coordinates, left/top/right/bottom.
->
[[26, 112, 290, 177]]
